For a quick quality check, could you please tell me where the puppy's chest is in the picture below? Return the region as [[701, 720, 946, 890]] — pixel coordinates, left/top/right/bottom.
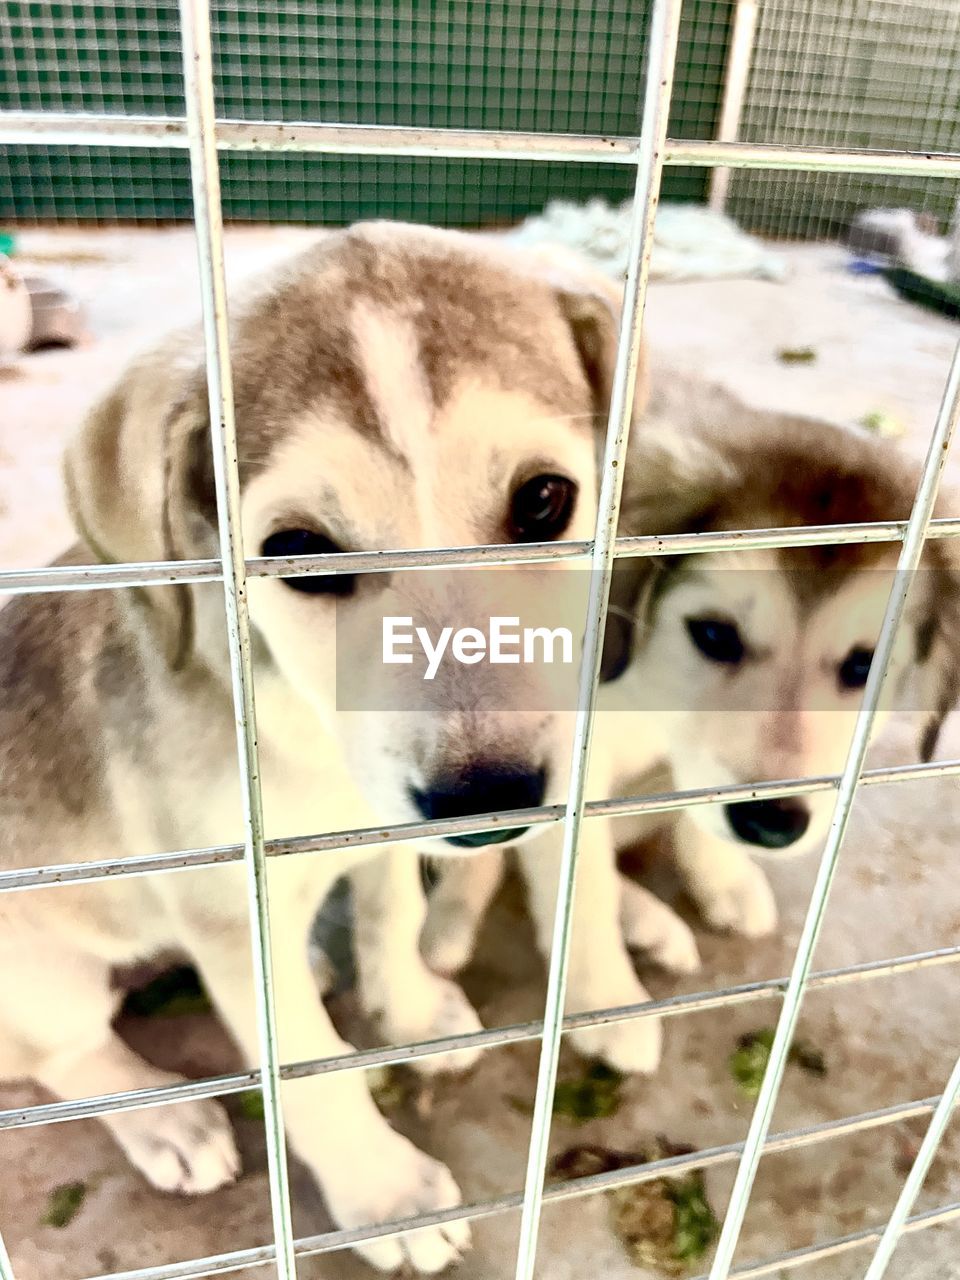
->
[[153, 719, 379, 876]]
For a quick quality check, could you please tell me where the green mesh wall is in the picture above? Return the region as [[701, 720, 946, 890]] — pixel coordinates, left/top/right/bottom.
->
[[726, 0, 960, 241], [0, 0, 734, 226]]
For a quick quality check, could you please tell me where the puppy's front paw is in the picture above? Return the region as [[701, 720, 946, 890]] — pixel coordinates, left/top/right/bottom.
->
[[567, 978, 663, 1075], [570, 1016, 663, 1076], [620, 880, 702, 974], [111, 1097, 240, 1194], [384, 974, 484, 1076], [420, 902, 479, 976], [329, 1138, 469, 1274], [695, 861, 778, 938]]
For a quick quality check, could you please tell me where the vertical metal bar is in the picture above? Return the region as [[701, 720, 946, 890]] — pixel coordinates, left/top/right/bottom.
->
[[708, 0, 760, 211], [0, 1230, 16, 1280], [177, 3, 298, 1277], [512, 3, 685, 1277], [862, 1050, 960, 1280], [707, 335, 960, 1280]]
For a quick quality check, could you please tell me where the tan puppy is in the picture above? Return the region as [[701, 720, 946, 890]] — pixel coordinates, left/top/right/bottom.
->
[[411, 374, 960, 1060], [0, 223, 649, 1273]]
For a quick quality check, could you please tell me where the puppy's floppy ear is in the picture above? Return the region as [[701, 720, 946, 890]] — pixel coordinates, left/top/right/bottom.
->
[[601, 383, 742, 680], [525, 243, 651, 424], [915, 537, 960, 762], [63, 337, 215, 669], [601, 557, 664, 682]]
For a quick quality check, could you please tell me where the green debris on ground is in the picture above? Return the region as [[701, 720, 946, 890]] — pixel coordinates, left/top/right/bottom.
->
[[550, 1139, 719, 1273], [859, 409, 905, 438], [790, 1040, 828, 1078], [776, 346, 817, 364], [42, 1181, 87, 1228], [370, 1066, 435, 1120], [667, 1171, 720, 1265], [729, 1028, 828, 1098], [509, 1063, 625, 1123], [729, 1027, 776, 1098], [370, 1067, 414, 1112], [237, 1090, 265, 1121], [123, 965, 212, 1018], [552, 1062, 624, 1123]]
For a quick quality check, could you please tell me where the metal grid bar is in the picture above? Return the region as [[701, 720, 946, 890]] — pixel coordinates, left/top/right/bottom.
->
[[4, 943, 960, 1133], [862, 1050, 960, 1280], [6, 516, 960, 596], [0, 1231, 13, 1280], [2, 755, 960, 896], [513, 4, 685, 1274], [3, 8, 960, 1280], [70, 1124, 960, 1280], [690, 1201, 960, 1280], [706, 334, 960, 1278], [3, 109, 960, 177], [177, 2, 296, 1276]]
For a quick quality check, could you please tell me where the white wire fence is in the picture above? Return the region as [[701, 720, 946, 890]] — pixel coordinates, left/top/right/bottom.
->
[[2, 0, 960, 1278], [725, 0, 960, 239]]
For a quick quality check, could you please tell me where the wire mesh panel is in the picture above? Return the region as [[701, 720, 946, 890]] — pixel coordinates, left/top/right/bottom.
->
[[2, 0, 960, 1277], [726, 0, 960, 238], [0, 0, 732, 224]]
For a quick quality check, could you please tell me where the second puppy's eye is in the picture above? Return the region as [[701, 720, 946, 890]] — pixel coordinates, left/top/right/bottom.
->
[[260, 529, 355, 597], [509, 474, 577, 542], [685, 616, 745, 665], [838, 645, 873, 690]]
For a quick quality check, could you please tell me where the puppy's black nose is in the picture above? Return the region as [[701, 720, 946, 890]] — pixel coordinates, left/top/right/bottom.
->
[[412, 764, 546, 847], [724, 798, 810, 850]]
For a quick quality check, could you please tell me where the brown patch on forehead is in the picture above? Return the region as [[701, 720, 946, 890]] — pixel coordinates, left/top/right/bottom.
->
[[223, 282, 386, 474], [218, 225, 592, 480], [701, 431, 922, 580], [668, 420, 946, 614]]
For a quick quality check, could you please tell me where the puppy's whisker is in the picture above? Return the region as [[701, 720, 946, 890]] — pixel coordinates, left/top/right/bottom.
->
[[608, 602, 642, 632], [525, 411, 600, 429]]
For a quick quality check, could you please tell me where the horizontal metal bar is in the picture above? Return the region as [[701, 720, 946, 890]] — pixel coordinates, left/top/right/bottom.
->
[[2, 112, 960, 177], [0, 558, 223, 595], [863, 1050, 960, 1279], [0, 112, 638, 162], [79, 1105, 959, 1280], [9, 942, 959, 1132], [690, 1201, 960, 1280], [3, 756, 959, 895], [667, 139, 960, 177], [4, 517, 960, 596]]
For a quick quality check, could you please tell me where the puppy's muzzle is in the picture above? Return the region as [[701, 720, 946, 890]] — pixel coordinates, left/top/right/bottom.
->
[[411, 763, 547, 847], [724, 798, 810, 850]]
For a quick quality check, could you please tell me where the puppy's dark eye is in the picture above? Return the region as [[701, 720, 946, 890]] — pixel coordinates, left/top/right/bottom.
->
[[509, 474, 577, 543], [685, 617, 745, 665], [838, 645, 873, 690], [260, 529, 355, 597]]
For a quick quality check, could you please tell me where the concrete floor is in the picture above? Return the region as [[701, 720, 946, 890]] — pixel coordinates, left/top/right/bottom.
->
[[2, 226, 960, 1280]]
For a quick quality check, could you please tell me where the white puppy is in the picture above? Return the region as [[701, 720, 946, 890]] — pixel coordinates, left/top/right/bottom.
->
[[0, 223, 648, 1272], [373, 374, 960, 1072]]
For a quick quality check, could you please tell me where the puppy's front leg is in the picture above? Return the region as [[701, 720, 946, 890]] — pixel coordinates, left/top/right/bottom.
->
[[673, 810, 778, 937], [617, 875, 701, 975], [516, 819, 663, 1074], [189, 881, 469, 1275], [419, 849, 506, 976], [351, 849, 483, 1075]]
